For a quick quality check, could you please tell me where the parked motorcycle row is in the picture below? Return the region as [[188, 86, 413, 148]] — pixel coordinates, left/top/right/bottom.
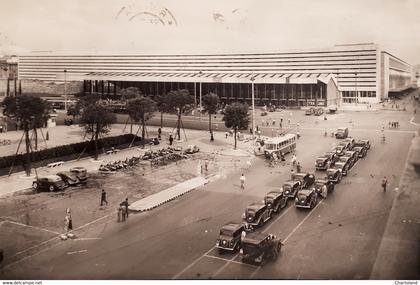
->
[[99, 156, 142, 172], [215, 133, 371, 265]]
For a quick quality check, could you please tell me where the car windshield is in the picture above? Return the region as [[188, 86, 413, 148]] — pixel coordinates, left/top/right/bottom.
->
[[220, 228, 234, 236], [283, 184, 292, 190], [246, 209, 256, 216], [265, 143, 277, 151], [316, 158, 326, 163], [337, 128, 346, 133]]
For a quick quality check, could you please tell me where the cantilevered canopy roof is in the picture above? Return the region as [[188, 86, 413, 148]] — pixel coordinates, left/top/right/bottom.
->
[[66, 71, 336, 85]]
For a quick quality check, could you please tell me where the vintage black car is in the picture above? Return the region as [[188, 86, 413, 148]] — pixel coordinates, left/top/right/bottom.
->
[[305, 108, 315, 115], [314, 108, 324, 116], [343, 137, 356, 149], [334, 145, 347, 156], [344, 150, 359, 165], [291, 172, 315, 188], [353, 146, 367, 158], [185, 145, 200, 154], [264, 189, 288, 213], [354, 139, 371, 150], [295, 189, 318, 209], [282, 180, 302, 198], [243, 203, 272, 228], [57, 167, 88, 186], [335, 127, 349, 139], [312, 178, 335, 197], [326, 168, 342, 184], [338, 141, 351, 150], [324, 151, 339, 164], [240, 232, 282, 265], [69, 167, 88, 181], [315, 156, 331, 171], [32, 175, 67, 192], [261, 111, 268, 116], [215, 223, 244, 253], [333, 161, 350, 176]]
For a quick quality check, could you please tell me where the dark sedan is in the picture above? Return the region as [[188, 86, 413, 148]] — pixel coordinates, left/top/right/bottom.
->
[[291, 172, 315, 188]]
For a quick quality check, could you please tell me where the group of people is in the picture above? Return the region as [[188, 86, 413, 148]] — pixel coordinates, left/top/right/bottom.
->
[[388, 121, 399, 128], [99, 189, 130, 223]]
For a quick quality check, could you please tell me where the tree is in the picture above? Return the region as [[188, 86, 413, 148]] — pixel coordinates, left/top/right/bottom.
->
[[31, 98, 51, 150], [165, 89, 194, 140], [121, 87, 142, 133], [2, 95, 48, 175], [126, 96, 157, 146], [79, 102, 116, 160], [155, 94, 170, 129], [67, 105, 79, 120], [223, 102, 250, 149], [202, 92, 220, 138]]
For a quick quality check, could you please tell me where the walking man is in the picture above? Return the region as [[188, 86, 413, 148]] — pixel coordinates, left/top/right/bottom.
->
[[381, 176, 388, 192], [204, 159, 209, 172], [122, 198, 129, 219], [169, 134, 174, 146], [240, 173, 246, 189], [291, 154, 297, 167], [296, 161, 301, 173], [64, 208, 73, 233], [158, 127, 162, 139], [100, 189, 108, 206]]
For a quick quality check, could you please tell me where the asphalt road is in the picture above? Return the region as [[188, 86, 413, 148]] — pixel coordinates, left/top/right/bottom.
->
[[1, 114, 414, 279]]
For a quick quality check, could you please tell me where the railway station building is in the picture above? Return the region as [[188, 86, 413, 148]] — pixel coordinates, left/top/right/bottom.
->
[[17, 43, 417, 107]]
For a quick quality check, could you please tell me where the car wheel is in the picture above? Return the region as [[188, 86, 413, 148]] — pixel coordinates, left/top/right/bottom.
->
[[49, 185, 55, 192], [32, 182, 38, 190]]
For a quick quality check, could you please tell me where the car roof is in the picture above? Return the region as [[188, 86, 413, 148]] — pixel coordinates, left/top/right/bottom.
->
[[315, 178, 327, 183], [246, 202, 266, 211], [265, 190, 283, 198], [293, 172, 307, 177], [221, 223, 243, 232], [283, 180, 298, 186], [241, 232, 269, 244], [298, 189, 313, 195], [316, 156, 327, 160], [43, 175, 61, 181]]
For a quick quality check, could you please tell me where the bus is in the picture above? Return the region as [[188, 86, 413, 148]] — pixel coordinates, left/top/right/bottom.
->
[[263, 134, 297, 159]]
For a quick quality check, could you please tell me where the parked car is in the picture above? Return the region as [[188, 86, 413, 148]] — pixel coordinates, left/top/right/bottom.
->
[[264, 189, 288, 213], [291, 172, 315, 188], [354, 139, 371, 150], [185, 145, 200, 154], [215, 223, 244, 253], [268, 106, 277, 112], [338, 141, 351, 150], [314, 108, 324, 116], [69, 166, 88, 181], [261, 111, 268, 116], [315, 156, 332, 171], [343, 137, 356, 149], [344, 150, 359, 165], [305, 108, 315, 115], [243, 203, 272, 228], [334, 145, 347, 156], [32, 175, 67, 192], [335, 127, 349, 139], [281, 180, 302, 199], [333, 161, 350, 176], [239, 232, 282, 265], [295, 189, 318, 209], [353, 146, 367, 158], [324, 151, 339, 164], [326, 168, 342, 184], [312, 178, 335, 196]]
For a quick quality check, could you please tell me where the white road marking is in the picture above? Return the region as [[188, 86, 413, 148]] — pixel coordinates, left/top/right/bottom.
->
[[211, 253, 239, 277], [4, 220, 60, 235], [204, 254, 257, 268], [74, 237, 102, 241], [67, 249, 88, 255], [262, 205, 293, 233], [172, 246, 216, 279]]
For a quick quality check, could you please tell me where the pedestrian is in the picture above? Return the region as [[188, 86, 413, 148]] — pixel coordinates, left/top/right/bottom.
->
[[381, 176, 388, 192], [64, 208, 72, 233], [279, 122, 282, 129], [256, 125, 259, 132], [204, 159, 209, 172], [225, 131, 229, 139], [321, 184, 328, 199], [169, 134, 174, 145], [210, 131, 214, 142], [122, 198, 129, 219], [291, 154, 297, 167], [240, 173, 246, 189], [296, 161, 301, 173], [272, 119, 276, 126], [280, 117, 283, 124], [117, 206, 123, 222], [280, 151, 285, 162], [266, 121, 269, 127], [158, 127, 162, 139], [290, 168, 295, 179], [297, 131, 300, 139], [257, 130, 261, 137], [288, 118, 291, 125], [100, 189, 108, 206], [119, 204, 126, 222]]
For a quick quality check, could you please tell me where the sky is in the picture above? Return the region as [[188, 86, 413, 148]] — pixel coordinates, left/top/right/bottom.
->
[[0, 0, 419, 64]]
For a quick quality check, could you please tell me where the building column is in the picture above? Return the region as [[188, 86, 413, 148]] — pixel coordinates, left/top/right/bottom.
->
[[113, 81, 117, 96], [14, 78, 17, 96], [6, 79, 10, 96]]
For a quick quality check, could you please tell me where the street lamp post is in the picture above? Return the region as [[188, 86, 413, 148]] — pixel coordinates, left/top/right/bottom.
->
[[355, 71, 358, 105], [251, 76, 256, 139], [199, 71, 203, 121], [64, 69, 68, 111]]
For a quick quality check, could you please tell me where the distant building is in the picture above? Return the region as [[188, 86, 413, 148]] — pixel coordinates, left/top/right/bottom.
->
[[16, 43, 416, 106]]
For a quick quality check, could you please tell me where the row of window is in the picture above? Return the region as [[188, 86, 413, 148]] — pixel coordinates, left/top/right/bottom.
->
[[342, 91, 376, 98]]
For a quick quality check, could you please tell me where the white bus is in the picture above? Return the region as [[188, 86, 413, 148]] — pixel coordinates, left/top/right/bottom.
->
[[263, 134, 297, 159]]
